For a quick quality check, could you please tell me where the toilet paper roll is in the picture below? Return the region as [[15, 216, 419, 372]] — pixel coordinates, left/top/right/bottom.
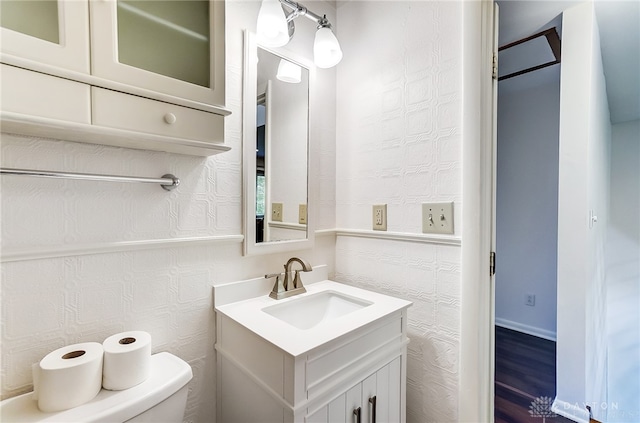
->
[[33, 342, 104, 412], [102, 331, 151, 391]]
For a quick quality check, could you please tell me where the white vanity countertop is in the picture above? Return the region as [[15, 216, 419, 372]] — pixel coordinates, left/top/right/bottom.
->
[[214, 274, 412, 357]]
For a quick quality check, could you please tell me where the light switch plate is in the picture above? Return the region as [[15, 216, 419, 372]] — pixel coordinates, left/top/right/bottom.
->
[[422, 202, 454, 234], [372, 204, 387, 231], [299, 204, 307, 224], [272, 202, 283, 222]]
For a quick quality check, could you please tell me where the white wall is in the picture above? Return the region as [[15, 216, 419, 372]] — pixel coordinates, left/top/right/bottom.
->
[[0, 2, 337, 422], [607, 119, 640, 422], [495, 75, 560, 340], [555, 2, 611, 422], [335, 2, 463, 421]]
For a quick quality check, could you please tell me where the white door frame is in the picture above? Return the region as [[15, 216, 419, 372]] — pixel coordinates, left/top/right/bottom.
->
[[459, 0, 497, 421]]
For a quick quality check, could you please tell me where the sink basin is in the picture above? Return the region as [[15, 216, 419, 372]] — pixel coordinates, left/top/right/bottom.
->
[[215, 275, 413, 356], [262, 290, 373, 330]]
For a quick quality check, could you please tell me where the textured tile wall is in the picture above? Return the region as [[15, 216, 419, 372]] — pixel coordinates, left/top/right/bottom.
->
[[335, 1, 462, 235], [0, 136, 243, 248], [0, 1, 337, 422], [335, 1, 463, 421]]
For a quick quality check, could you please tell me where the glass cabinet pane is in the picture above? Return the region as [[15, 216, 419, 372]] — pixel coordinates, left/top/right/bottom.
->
[[0, 0, 59, 44], [117, 0, 210, 87]]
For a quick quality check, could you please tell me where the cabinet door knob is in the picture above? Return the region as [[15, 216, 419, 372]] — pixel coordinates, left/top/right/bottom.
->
[[164, 113, 177, 124]]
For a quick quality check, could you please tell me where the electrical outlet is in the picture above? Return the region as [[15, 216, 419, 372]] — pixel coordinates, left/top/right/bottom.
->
[[422, 202, 454, 234], [525, 294, 536, 307], [299, 204, 307, 224], [372, 204, 387, 231], [271, 202, 283, 222]]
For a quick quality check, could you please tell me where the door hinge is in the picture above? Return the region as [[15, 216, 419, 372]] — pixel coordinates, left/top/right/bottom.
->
[[492, 53, 498, 80], [490, 251, 496, 276]]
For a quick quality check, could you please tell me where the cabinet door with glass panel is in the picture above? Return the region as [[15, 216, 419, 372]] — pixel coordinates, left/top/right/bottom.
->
[[90, 0, 225, 107], [0, 0, 89, 73]]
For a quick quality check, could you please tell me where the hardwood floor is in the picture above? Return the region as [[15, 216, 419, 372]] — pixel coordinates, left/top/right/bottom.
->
[[494, 326, 574, 423]]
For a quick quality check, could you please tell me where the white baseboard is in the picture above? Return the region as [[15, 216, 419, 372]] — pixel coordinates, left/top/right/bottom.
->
[[495, 317, 557, 341], [552, 398, 591, 423]]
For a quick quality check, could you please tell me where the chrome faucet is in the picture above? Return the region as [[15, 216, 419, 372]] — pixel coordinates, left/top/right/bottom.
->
[[266, 257, 312, 300]]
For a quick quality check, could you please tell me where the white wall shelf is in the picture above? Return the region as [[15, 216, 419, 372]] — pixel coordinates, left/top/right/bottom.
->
[[333, 228, 462, 246], [1, 112, 230, 157], [0, 235, 244, 263]]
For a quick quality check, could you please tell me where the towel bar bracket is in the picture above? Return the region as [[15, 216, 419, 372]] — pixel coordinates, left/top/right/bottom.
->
[[160, 174, 180, 191]]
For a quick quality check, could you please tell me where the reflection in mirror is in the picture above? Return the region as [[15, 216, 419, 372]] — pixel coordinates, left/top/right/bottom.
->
[[255, 48, 309, 244], [243, 31, 314, 256]]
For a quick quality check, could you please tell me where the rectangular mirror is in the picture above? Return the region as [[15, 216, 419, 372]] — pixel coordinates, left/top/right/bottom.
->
[[243, 31, 314, 255]]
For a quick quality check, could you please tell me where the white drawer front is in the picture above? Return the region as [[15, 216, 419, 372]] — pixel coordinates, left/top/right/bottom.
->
[[91, 87, 223, 143], [305, 316, 403, 399], [1, 64, 90, 124]]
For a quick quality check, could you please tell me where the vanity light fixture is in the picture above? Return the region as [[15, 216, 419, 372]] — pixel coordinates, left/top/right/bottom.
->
[[256, 0, 343, 68], [313, 16, 342, 69], [256, 0, 290, 48], [276, 59, 302, 83]]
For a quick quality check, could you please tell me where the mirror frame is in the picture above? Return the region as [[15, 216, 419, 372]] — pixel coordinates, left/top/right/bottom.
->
[[242, 30, 316, 256]]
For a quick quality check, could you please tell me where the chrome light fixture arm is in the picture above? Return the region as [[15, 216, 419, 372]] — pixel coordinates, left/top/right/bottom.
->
[[276, 0, 334, 43], [257, 0, 342, 67], [279, 0, 324, 25]]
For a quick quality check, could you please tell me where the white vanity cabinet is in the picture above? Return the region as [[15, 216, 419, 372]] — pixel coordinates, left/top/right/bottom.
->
[[0, 0, 229, 156], [313, 360, 401, 423], [214, 277, 411, 423], [306, 357, 401, 423]]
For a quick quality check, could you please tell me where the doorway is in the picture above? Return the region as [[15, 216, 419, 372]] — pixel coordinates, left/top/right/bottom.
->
[[492, 1, 640, 422], [493, 5, 563, 420]]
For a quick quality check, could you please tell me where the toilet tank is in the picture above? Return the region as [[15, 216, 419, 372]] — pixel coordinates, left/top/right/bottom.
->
[[1, 352, 192, 423]]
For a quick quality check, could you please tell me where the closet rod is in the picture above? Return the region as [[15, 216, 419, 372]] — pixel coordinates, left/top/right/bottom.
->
[[0, 168, 180, 191]]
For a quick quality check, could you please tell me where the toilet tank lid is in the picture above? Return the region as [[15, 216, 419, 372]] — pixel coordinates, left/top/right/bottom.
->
[[0, 352, 193, 423]]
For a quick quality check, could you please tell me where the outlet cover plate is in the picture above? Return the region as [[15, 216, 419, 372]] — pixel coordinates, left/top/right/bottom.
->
[[422, 202, 454, 234], [372, 204, 387, 231], [525, 294, 536, 307], [272, 202, 283, 222], [299, 204, 307, 224]]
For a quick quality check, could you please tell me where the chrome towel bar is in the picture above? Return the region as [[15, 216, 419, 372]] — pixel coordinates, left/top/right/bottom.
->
[[0, 168, 180, 191]]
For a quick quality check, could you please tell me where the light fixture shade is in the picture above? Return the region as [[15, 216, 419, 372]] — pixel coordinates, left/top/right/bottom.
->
[[257, 0, 289, 47], [276, 59, 302, 83], [313, 26, 343, 68]]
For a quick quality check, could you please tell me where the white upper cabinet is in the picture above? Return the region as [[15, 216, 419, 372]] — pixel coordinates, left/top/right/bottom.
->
[[90, 0, 225, 108], [0, 0, 90, 73], [0, 0, 228, 156]]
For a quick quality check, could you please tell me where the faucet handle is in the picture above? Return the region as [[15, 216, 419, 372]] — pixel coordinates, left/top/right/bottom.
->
[[267, 273, 287, 300], [292, 270, 307, 290]]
